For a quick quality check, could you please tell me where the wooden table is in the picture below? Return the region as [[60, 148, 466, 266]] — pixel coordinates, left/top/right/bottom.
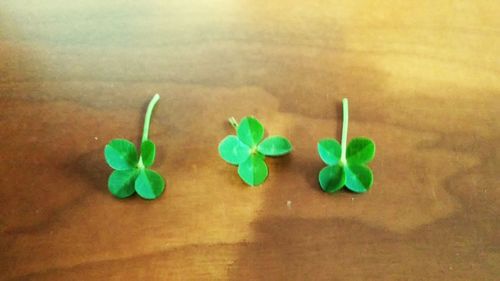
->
[[1, 1, 498, 280]]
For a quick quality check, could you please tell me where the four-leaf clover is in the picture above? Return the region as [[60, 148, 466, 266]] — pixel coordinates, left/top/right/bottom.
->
[[104, 94, 166, 199], [318, 98, 376, 193], [218, 117, 293, 186]]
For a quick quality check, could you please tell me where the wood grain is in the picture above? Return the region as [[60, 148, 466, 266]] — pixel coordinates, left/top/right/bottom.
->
[[0, 0, 499, 280]]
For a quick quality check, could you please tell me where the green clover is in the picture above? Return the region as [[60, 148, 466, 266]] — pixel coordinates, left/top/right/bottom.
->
[[104, 94, 166, 199], [318, 98, 376, 193], [219, 116, 293, 186]]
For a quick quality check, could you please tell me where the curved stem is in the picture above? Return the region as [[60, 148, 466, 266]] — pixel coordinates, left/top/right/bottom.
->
[[340, 98, 348, 165], [142, 94, 160, 143]]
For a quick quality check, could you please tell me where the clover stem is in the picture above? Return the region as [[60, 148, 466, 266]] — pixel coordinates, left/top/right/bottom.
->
[[228, 117, 239, 130], [142, 94, 160, 143], [340, 98, 349, 165]]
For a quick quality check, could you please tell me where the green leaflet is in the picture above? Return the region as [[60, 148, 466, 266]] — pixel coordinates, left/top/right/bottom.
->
[[104, 139, 138, 170], [258, 136, 293, 156], [135, 169, 166, 199], [218, 135, 251, 165], [346, 137, 375, 165], [319, 165, 345, 193], [318, 139, 341, 166], [141, 140, 156, 168], [345, 164, 373, 193], [104, 94, 166, 200], [238, 154, 268, 186], [317, 99, 376, 194], [219, 116, 292, 186], [108, 169, 138, 198], [237, 117, 264, 147]]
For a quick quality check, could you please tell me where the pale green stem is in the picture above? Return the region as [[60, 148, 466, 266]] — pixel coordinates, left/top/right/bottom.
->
[[138, 94, 160, 169], [228, 117, 238, 130], [142, 94, 160, 143], [340, 98, 349, 165]]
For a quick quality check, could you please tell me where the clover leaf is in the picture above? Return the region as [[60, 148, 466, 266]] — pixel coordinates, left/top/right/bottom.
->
[[318, 98, 376, 193], [219, 117, 292, 186], [104, 94, 166, 199]]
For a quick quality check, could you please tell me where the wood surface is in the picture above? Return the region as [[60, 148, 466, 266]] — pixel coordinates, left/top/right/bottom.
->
[[0, 1, 499, 280]]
